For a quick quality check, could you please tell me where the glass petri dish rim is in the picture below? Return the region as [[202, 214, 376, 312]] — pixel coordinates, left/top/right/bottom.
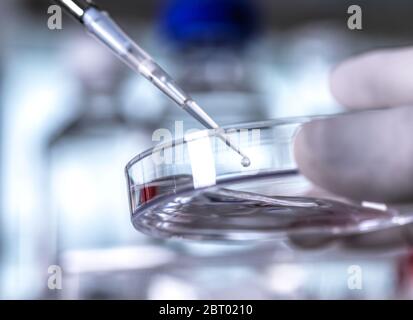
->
[[125, 107, 390, 172]]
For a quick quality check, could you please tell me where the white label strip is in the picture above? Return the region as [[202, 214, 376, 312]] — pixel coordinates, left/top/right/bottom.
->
[[185, 131, 217, 189]]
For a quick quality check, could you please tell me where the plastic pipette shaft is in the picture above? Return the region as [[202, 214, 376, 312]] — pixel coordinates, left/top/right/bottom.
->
[[56, 0, 250, 163]]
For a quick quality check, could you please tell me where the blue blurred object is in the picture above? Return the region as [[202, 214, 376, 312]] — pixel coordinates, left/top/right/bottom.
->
[[158, 0, 259, 46]]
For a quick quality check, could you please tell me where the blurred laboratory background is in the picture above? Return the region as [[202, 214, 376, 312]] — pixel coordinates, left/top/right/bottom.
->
[[1, 0, 413, 299]]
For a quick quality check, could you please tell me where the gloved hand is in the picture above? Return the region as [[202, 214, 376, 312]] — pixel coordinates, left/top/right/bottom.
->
[[294, 47, 413, 203]]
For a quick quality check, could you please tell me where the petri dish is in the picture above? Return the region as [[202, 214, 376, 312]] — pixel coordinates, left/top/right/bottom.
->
[[125, 114, 413, 242]]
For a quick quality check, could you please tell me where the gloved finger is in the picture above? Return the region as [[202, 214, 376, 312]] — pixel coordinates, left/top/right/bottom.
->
[[294, 106, 413, 203], [330, 47, 413, 109]]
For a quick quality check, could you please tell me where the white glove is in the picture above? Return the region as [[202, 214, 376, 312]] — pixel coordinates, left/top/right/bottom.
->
[[294, 47, 413, 203]]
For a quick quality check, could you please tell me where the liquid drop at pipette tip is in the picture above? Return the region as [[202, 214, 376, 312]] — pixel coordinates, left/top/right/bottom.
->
[[241, 157, 251, 167]]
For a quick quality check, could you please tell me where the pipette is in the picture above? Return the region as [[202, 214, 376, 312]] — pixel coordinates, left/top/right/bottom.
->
[[55, 0, 250, 166]]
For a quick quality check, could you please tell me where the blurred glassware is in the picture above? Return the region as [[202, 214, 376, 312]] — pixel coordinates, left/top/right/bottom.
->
[[0, 3, 68, 298], [46, 36, 154, 297], [154, 0, 268, 134]]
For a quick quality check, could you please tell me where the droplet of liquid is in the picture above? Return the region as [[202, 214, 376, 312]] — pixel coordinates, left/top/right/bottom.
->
[[241, 157, 251, 167]]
